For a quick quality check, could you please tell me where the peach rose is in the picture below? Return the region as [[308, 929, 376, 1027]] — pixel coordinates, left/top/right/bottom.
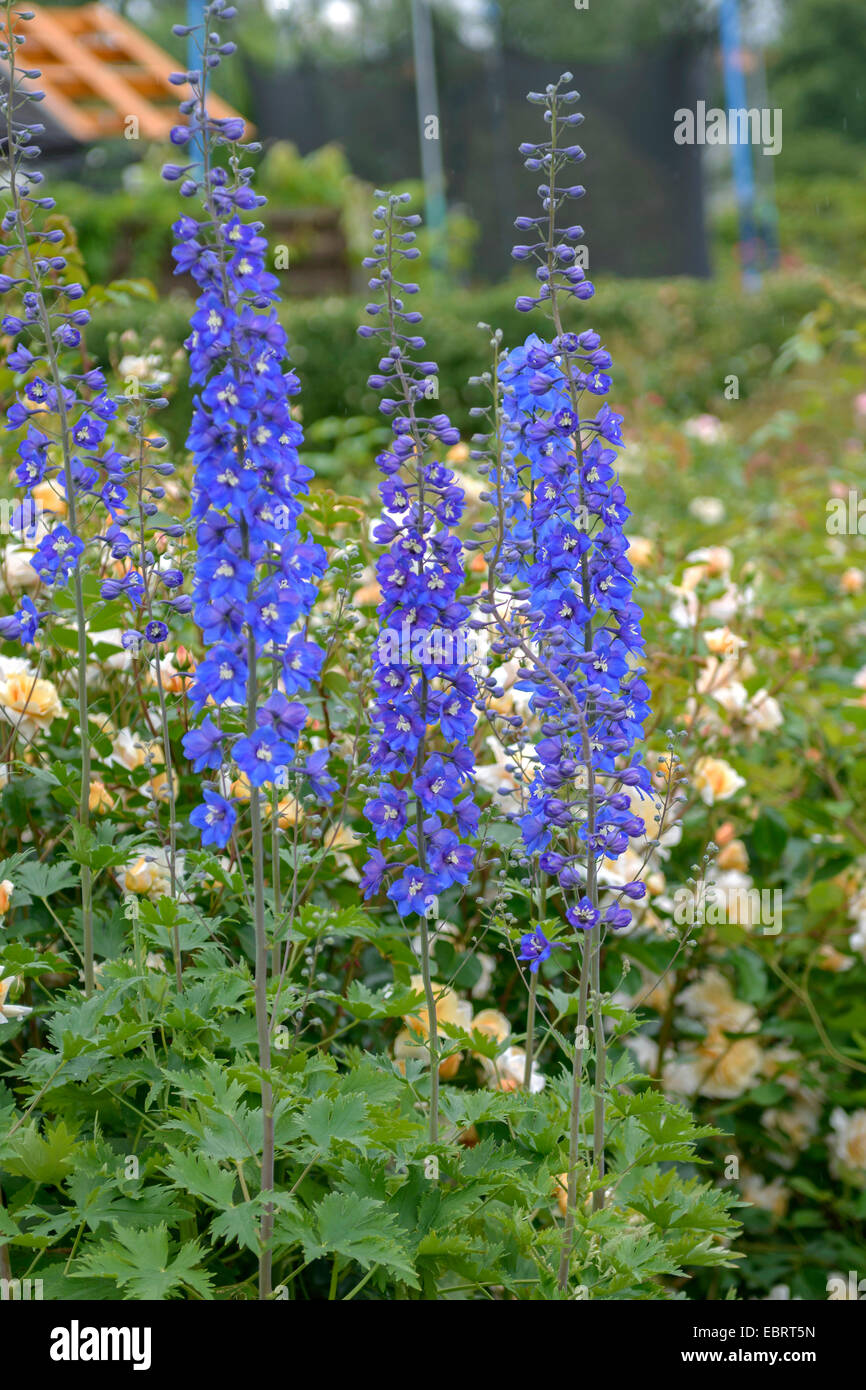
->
[[88, 780, 115, 814], [393, 1029, 461, 1081], [123, 855, 171, 899], [704, 626, 746, 657], [31, 479, 67, 518], [627, 535, 655, 568], [717, 838, 749, 872], [693, 756, 745, 805], [0, 670, 64, 741], [696, 1029, 764, 1099]]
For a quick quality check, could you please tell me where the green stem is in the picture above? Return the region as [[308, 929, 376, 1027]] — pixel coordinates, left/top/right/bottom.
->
[[523, 972, 538, 1091], [381, 201, 439, 1151], [418, 912, 439, 1146], [557, 932, 591, 1292], [0, 1181, 12, 1286], [590, 921, 607, 1210], [135, 423, 182, 991], [524, 877, 546, 1088], [243, 527, 274, 1301], [545, 84, 607, 1236], [131, 905, 157, 1066]]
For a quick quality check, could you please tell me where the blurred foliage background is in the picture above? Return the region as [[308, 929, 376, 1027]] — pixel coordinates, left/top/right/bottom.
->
[[35, 0, 865, 452]]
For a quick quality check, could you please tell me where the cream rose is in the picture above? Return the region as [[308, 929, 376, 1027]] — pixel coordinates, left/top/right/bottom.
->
[[0, 670, 64, 741], [627, 535, 655, 568], [1, 544, 41, 591], [829, 1107, 866, 1183], [693, 756, 745, 805]]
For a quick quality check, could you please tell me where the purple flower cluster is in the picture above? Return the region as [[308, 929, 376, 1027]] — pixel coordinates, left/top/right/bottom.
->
[[488, 76, 652, 934], [357, 193, 477, 917], [0, 14, 129, 643], [164, 1, 326, 847], [0, 17, 192, 667]]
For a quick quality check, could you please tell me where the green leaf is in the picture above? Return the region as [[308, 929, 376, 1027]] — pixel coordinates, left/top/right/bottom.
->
[[731, 948, 768, 1004], [342, 980, 425, 1020], [303, 1192, 418, 1287], [72, 1223, 214, 1300], [301, 1094, 370, 1153], [3, 1120, 79, 1186], [162, 1148, 237, 1209], [209, 1200, 261, 1254], [748, 808, 789, 863], [15, 860, 79, 900]]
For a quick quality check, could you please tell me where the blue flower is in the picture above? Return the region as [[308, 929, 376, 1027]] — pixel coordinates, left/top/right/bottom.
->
[[566, 899, 600, 932], [31, 526, 84, 584], [282, 634, 324, 692], [479, 78, 653, 943], [165, 42, 326, 843], [182, 716, 224, 773], [364, 784, 408, 841], [357, 191, 477, 914], [233, 727, 294, 788], [190, 789, 237, 848], [303, 749, 338, 804], [190, 645, 247, 708], [0, 596, 40, 644], [414, 753, 463, 816], [256, 691, 307, 743], [428, 829, 474, 889], [604, 904, 632, 931], [359, 849, 391, 899], [388, 866, 438, 919], [517, 927, 559, 973]]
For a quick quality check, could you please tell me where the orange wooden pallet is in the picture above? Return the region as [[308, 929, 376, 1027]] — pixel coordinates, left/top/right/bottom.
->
[[2, 3, 250, 143]]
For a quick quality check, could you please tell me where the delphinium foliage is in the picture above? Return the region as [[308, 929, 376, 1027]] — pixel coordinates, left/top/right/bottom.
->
[[358, 192, 477, 1142], [469, 74, 661, 1288], [163, 0, 326, 1297]]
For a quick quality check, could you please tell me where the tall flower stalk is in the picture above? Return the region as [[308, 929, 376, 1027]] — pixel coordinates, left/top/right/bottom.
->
[[358, 192, 477, 1145], [0, 3, 128, 997], [164, 0, 325, 1298], [111, 388, 191, 990], [472, 75, 654, 1290]]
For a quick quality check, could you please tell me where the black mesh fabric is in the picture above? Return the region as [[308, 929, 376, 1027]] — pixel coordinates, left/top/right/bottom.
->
[[247, 39, 710, 279]]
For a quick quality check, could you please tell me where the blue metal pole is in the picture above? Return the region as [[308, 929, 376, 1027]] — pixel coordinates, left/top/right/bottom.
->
[[187, 0, 206, 78], [187, 0, 206, 172], [719, 0, 761, 290]]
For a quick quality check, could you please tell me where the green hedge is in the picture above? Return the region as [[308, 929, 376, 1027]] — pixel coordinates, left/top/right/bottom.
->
[[85, 270, 833, 459]]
